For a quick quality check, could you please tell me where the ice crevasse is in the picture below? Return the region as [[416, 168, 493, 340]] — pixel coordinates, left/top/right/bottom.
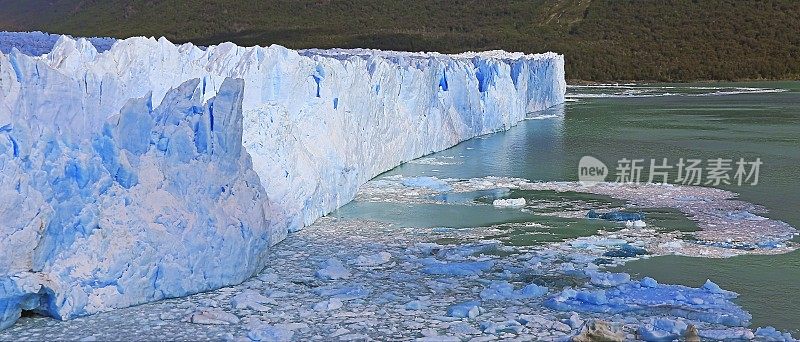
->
[[0, 33, 566, 328]]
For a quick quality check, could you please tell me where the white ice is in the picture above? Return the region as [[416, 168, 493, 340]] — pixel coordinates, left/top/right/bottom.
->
[[0, 32, 565, 328]]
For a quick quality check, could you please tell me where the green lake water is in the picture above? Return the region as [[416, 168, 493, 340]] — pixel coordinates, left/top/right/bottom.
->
[[333, 82, 800, 332]]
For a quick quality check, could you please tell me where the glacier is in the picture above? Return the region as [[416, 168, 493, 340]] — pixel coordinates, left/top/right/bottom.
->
[[0, 33, 565, 329], [0, 31, 114, 56]]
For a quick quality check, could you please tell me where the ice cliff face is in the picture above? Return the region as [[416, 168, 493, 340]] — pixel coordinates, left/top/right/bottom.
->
[[0, 73, 281, 329], [0, 31, 114, 56], [0, 34, 565, 328]]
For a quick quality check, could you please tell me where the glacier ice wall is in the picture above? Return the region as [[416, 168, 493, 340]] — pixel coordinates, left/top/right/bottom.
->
[[0, 31, 114, 56], [0, 73, 281, 329], [0, 34, 565, 328]]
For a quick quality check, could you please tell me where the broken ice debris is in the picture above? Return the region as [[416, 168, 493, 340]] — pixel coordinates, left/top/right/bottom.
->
[[401, 177, 453, 192], [446, 301, 481, 319], [624, 220, 647, 228], [545, 277, 751, 326], [187, 309, 240, 325], [754, 326, 796, 342], [637, 318, 688, 341], [315, 258, 351, 280], [313, 284, 370, 300], [479, 281, 548, 300], [230, 290, 272, 311], [246, 322, 295, 342], [480, 320, 524, 334], [491, 198, 526, 207], [586, 270, 631, 287], [404, 300, 428, 310], [312, 298, 343, 311], [697, 328, 756, 341], [353, 252, 392, 266], [602, 244, 648, 258], [724, 210, 768, 221], [436, 241, 501, 260], [420, 258, 494, 276], [586, 210, 645, 222]]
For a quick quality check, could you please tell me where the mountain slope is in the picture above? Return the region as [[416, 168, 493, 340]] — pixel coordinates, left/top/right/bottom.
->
[[1, 0, 799, 81]]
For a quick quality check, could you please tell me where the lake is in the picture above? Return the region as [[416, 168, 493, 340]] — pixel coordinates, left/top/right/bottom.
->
[[335, 82, 800, 332]]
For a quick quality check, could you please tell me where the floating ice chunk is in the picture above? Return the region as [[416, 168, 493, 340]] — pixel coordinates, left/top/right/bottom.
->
[[437, 241, 501, 260], [757, 240, 783, 249], [404, 300, 428, 310], [587, 210, 645, 222], [480, 320, 524, 334], [313, 285, 370, 300], [566, 312, 584, 329], [313, 298, 343, 312], [247, 322, 295, 342], [479, 281, 548, 300], [353, 252, 392, 266], [492, 198, 526, 207], [659, 240, 684, 250], [603, 244, 648, 258], [570, 237, 628, 249], [187, 309, 240, 325], [412, 243, 443, 256], [315, 258, 351, 280], [448, 322, 481, 335], [637, 318, 687, 342], [698, 328, 755, 341], [258, 273, 279, 283], [231, 290, 272, 311], [546, 279, 751, 326], [586, 271, 631, 287], [558, 262, 587, 277], [401, 177, 453, 192], [446, 301, 481, 318], [754, 326, 797, 342], [576, 290, 608, 305], [420, 258, 494, 276], [640, 277, 659, 288], [701, 279, 726, 294], [373, 291, 402, 305], [624, 220, 647, 228], [417, 336, 460, 342], [725, 210, 768, 221]]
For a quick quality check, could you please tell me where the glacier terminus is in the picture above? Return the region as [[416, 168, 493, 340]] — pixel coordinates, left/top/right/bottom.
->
[[0, 33, 565, 329]]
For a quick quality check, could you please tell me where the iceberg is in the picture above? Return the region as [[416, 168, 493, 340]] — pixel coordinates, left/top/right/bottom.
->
[[0, 32, 565, 329], [446, 301, 481, 318], [491, 198, 527, 207]]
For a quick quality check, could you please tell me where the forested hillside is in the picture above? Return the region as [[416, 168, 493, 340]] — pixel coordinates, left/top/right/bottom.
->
[[1, 0, 798, 81]]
